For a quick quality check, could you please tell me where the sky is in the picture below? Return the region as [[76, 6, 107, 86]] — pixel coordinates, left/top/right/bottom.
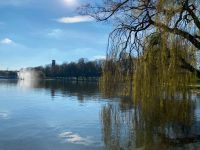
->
[[0, 0, 112, 70]]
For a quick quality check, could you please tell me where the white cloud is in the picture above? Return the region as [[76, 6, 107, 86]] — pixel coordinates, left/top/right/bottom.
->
[[1, 38, 13, 45], [56, 15, 94, 24], [92, 55, 106, 60]]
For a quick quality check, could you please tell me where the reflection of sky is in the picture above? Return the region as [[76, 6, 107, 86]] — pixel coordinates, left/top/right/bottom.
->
[[59, 131, 100, 146], [0, 80, 200, 149], [195, 95, 200, 121], [0, 80, 105, 150]]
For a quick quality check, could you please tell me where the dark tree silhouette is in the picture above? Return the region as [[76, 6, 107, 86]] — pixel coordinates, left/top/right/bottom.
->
[[33, 59, 103, 79], [81, 0, 200, 78]]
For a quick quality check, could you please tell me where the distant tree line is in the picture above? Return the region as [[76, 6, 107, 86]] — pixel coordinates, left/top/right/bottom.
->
[[33, 58, 104, 79], [0, 71, 18, 79]]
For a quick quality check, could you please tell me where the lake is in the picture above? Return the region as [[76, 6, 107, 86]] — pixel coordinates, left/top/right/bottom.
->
[[0, 79, 199, 150]]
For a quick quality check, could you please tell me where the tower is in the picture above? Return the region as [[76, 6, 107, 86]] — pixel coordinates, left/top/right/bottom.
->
[[51, 60, 56, 78], [52, 60, 56, 67]]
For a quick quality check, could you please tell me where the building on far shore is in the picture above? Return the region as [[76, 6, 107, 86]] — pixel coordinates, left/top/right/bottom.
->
[[52, 60, 56, 68]]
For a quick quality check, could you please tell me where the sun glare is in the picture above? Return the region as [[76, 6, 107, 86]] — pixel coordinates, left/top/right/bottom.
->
[[63, 0, 77, 6]]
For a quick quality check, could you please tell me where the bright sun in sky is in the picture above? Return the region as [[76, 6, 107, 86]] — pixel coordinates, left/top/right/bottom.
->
[[63, 0, 77, 6]]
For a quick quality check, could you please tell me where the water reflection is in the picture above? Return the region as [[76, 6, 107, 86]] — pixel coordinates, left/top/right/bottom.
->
[[101, 95, 200, 150], [0, 80, 199, 150], [17, 79, 41, 89], [59, 131, 95, 146], [16, 79, 99, 100]]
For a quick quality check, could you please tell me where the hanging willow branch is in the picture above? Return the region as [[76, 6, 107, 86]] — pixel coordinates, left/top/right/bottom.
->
[[80, 0, 200, 100], [80, 0, 200, 64]]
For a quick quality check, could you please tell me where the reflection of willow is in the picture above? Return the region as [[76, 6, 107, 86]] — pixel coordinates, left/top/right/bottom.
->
[[101, 97, 196, 150]]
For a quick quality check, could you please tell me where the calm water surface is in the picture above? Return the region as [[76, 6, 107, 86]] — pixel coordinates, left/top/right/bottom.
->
[[0, 79, 199, 150]]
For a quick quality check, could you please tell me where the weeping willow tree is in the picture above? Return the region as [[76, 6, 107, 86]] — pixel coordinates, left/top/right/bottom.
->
[[81, 0, 200, 100], [134, 33, 197, 101]]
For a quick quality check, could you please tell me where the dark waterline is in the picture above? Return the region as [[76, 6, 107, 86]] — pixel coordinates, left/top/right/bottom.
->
[[0, 79, 199, 150]]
